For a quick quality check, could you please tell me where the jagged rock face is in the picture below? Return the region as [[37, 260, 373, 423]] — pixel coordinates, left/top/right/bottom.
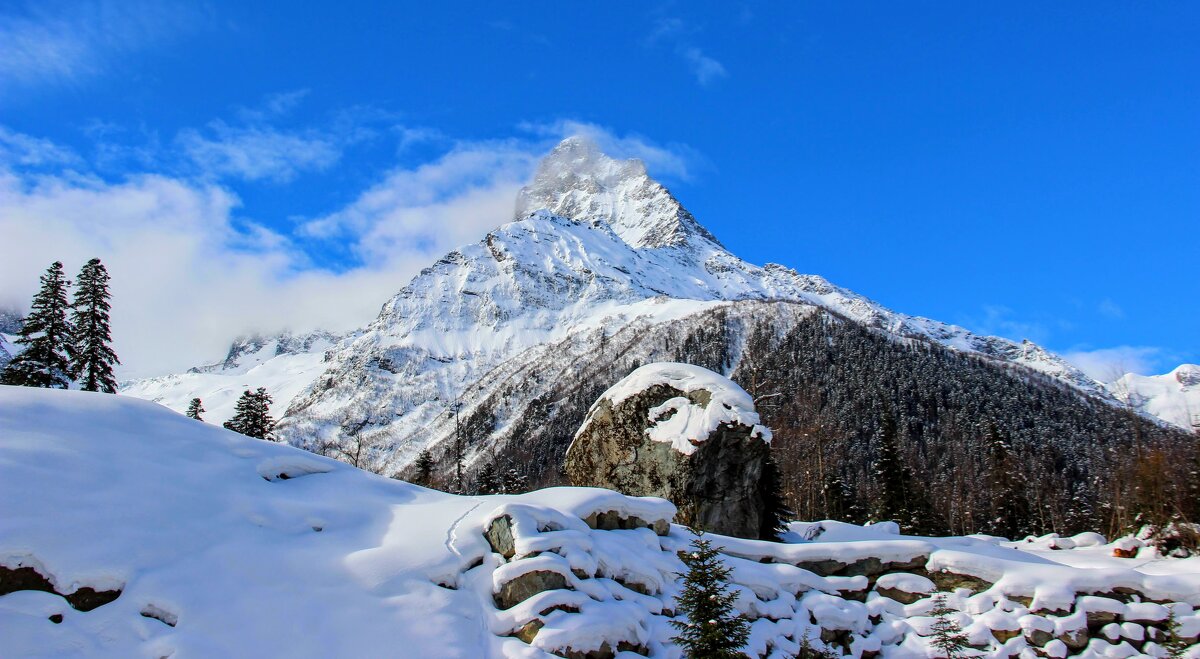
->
[[565, 365, 772, 539]]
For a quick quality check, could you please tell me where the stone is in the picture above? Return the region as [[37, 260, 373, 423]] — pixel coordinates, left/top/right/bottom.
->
[[928, 569, 993, 594], [494, 570, 569, 610], [564, 365, 775, 539], [992, 628, 1021, 643], [485, 515, 516, 559], [1025, 628, 1055, 647], [513, 619, 543, 643]]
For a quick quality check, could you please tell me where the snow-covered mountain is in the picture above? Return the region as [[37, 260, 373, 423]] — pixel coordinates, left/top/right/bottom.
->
[[124, 136, 1113, 471], [120, 330, 345, 425], [1108, 364, 1200, 432]]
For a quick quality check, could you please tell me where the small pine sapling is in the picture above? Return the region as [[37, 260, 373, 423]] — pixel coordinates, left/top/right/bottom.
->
[[1163, 606, 1191, 659], [186, 398, 205, 421], [928, 594, 971, 659], [670, 528, 750, 658]]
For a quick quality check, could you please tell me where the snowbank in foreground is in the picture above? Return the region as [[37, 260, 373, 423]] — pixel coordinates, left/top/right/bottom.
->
[[1, 386, 1198, 658]]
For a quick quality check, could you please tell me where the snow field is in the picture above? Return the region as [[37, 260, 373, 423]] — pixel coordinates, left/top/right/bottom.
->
[[2, 386, 1199, 658]]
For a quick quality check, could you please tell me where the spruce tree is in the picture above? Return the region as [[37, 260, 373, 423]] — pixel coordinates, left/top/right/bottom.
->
[[501, 465, 529, 494], [186, 398, 205, 421], [670, 530, 750, 658], [223, 388, 275, 440], [1, 261, 74, 388], [928, 594, 970, 659], [1162, 606, 1191, 659], [69, 258, 119, 392], [474, 461, 501, 495], [759, 453, 792, 541], [871, 412, 910, 524], [984, 425, 1029, 539], [413, 449, 435, 486]]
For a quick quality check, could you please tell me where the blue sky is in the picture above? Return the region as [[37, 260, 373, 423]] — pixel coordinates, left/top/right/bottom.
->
[[0, 1, 1195, 378]]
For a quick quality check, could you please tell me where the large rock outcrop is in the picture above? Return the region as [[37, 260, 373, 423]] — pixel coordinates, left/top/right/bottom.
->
[[564, 362, 773, 538]]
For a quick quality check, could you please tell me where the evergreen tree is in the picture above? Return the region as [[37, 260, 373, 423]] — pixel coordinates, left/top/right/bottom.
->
[[1, 261, 74, 388], [871, 412, 910, 523], [69, 258, 119, 392], [413, 449, 436, 486], [759, 453, 792, 541], [983, 425, 1030, 539], [223, 388, 275, 440], [501, 465, 529, 494], [669, 529, 750, 658], [186, 398, 205, 421], [474, 461, 501, 494], [1162, 606, 1191, 659], [928, 594, 970, 659]]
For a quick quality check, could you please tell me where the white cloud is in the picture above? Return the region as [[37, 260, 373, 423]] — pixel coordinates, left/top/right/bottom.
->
[[681, 47, 728, 86], [520, 120, 701, 182], [0, 126, 80, 166], [1062, 345, 1163, 382], [646, 17, 728, 87], [300, 140, 538, 265], [0, 0, 198, 92], [178, 122, 344, 184], [1098, 298, 1125, 319]]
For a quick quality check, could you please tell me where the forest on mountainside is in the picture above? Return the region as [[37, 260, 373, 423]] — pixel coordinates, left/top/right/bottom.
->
[[420, 301, 1197, 540]]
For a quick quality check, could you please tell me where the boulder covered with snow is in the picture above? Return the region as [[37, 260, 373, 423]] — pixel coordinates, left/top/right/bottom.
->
[[564, 362, 774, 539]]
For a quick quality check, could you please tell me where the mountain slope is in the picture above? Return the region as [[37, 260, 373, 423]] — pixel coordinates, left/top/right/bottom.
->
[[1110, 364, 1200, 431], [120, 330, 344, 425]]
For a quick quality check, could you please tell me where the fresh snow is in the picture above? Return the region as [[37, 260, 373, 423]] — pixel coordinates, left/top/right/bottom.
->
[[119, 330, 342, 425], [1109, 364, 1200, 431], [2, 386, 1199, 658], [595, 362, 771, 455]]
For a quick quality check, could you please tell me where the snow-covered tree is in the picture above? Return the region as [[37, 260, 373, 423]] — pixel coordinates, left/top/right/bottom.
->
[[928, 594, 970, 659], [1, 262, 74, 389], [1163, 606, 1191, 659], [186, 398, 205, 421], [669, 529, 750, 658], [501, 465, 529, 494], [983, 425, 1029, 539], [224, 388, 275, 440], [474, 461, 501, 495], [69, 258, 120, 392]]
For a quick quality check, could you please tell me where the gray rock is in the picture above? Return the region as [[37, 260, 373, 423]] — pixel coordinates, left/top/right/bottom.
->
[[485, 515, 516, 559], [565, 376, 772, 539], [494, 570, 569, 610]]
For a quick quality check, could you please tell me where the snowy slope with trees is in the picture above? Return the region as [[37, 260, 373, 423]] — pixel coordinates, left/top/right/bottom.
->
[[119, 330, 343, 425], [2, 386, 1199, 658]]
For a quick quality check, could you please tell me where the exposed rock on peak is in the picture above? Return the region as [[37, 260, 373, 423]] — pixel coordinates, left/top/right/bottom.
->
[[514, 136, 720, 249]]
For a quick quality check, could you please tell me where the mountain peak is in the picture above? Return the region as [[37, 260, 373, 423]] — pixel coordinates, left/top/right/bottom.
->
[[515, 136, 721, 249]]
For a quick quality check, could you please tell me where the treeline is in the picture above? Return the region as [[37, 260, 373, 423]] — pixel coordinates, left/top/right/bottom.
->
[[2, 260, 119, 392]]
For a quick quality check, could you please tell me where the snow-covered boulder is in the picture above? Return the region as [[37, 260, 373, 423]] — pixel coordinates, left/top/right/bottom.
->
[[564, 363, 774, 539]]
